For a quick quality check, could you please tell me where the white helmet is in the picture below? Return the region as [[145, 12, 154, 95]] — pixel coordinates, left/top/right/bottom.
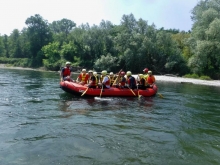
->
[[66, 62, 71, 65]]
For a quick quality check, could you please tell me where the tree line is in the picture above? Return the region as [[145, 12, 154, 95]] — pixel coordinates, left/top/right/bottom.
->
[[0, 0, 219, 79]]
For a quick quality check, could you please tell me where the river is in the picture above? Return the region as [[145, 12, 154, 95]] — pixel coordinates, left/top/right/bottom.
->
[[0, 68, 220, 165]]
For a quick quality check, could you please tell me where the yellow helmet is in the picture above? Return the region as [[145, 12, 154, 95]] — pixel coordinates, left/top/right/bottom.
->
[[139, 74, 143, 78], [126, 71, 132, 76], [101, 70, 107, 75]]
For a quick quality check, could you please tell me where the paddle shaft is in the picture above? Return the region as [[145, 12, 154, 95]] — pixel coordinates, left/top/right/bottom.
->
[[100, 85, 103, 97], [128, 86, 136, 96], [81, 87, 89, 96], [112, 69, 123, 85]]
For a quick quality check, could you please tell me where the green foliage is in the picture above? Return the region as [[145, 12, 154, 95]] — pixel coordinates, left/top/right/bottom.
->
[[1, 4, 220, 79], [94, 53, 119, 72], [199, 75, 212, 80], [25, 14, 52, 59], [188, 0, 220, 79], [183, 73, 212, 80], [60, 42, 76, 61], [0, 35, 6, 57], [0, 57, 31, 67], [183, 73, 200, 79], [42, 42, 61, 70]]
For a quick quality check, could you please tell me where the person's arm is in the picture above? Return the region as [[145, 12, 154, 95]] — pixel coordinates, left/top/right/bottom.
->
[[76, 74, 81, 82]]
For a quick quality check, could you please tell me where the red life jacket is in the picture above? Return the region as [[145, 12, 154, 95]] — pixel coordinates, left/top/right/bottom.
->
[[79, 73, 89, 83], [62, 67, 71, 77], [147, 75, 155, 85]]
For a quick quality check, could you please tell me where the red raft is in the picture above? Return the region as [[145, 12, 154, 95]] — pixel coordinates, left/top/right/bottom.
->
[[60, 81, 158, 97]]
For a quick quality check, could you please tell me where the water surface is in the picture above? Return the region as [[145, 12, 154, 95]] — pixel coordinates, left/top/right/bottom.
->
[[0, 68, 220, 165]]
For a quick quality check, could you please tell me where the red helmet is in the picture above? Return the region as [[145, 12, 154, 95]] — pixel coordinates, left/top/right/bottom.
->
[[120, 71, 125, 75], [143, 68, 148, 73]]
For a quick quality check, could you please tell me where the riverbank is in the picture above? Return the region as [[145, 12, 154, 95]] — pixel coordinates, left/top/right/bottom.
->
[[1, 64, 220, 87], [155, 75, 220, 87]]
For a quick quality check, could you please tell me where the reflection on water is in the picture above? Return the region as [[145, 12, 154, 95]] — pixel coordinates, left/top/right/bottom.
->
[[0, 68, 220, 165]]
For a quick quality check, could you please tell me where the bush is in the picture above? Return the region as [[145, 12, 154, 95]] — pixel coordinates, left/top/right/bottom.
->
[[199, 75, 212, 80], [0, 57, 31, 67], [183, 73, 199, 79]]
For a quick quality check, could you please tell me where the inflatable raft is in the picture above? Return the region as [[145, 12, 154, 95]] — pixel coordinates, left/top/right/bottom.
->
[[60, 81, 157, 97]]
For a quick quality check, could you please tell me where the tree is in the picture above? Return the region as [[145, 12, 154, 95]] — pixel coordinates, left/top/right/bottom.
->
[[8, 29, 22, 58], [42, 42, 61, 70], [25, 14, 52, 65], [0, 35, 6, 57], [94, 53, 119, 72], [50, 18, 76, 43], [188, 0, 220, 78]]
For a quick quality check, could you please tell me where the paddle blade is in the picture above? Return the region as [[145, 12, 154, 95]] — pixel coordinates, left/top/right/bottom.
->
[[158, 93, 164, 98]]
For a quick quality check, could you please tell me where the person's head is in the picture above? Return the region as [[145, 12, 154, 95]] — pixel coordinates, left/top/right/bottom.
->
[[101, 70, 107, 76], [143, 68, 148, 73], [148, 70, 152, 75], [109, 72, 114, 77], [126, 71, 132, 77], [139, 74, 144, 78], [88, 70, 93, 75], [66, 62, 71, 68], [93, 72, 97, 76], [81, 69, 86, 74], [120, 71, 125, 77]]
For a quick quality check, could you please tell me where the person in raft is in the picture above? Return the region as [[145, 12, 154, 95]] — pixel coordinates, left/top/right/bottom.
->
[[60, 62, 73, 82], [93, 71, 100, 83], [114, 71, 126, 88], [109, 72, 116, 86], [143, 68, 149, 79], [76, 69, 89, 85], [87, 70, 98, 88], [126, 71, 137, 89], [100, 70, 110, 89], [146, 70, 155, 88], [137, 74, 147, 90]]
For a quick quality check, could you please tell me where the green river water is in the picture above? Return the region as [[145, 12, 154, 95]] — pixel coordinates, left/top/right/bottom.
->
[[0, 68, 220, 165]]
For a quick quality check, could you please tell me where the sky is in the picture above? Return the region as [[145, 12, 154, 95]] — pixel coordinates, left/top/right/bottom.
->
[[0, 0, 199, 36]]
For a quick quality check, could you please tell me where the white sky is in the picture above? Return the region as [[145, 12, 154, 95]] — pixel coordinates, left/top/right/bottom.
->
[[0, 0, 199, 35]]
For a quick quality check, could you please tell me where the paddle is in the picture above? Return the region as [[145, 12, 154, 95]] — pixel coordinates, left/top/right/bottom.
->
[[100, 85, 103, 98], [81, 87, 89, 96], [112, 69, 123, 86], [158, 92, 164, 98], [128, 86, 136, 96]]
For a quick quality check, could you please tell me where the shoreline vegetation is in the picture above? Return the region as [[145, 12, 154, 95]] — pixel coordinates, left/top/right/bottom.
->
[[1, 4, 220, 80], [1, 64, 220, 87]]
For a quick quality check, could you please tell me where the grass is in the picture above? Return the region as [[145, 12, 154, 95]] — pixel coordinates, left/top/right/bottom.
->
[[183, 74, 212, 80]]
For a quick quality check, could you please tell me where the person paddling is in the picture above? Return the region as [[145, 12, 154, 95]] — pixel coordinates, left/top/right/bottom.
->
[[60, 62, 73, 82], [99, 70, 110, 89], [143, 68, 149, 79], [146, 70, 156, 88], [76, 69, 89, 85], [137, 74, 147, 89], [126, 71, 137, 89], [116, 71, 126, 88], [87, 70, 98, 88]]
